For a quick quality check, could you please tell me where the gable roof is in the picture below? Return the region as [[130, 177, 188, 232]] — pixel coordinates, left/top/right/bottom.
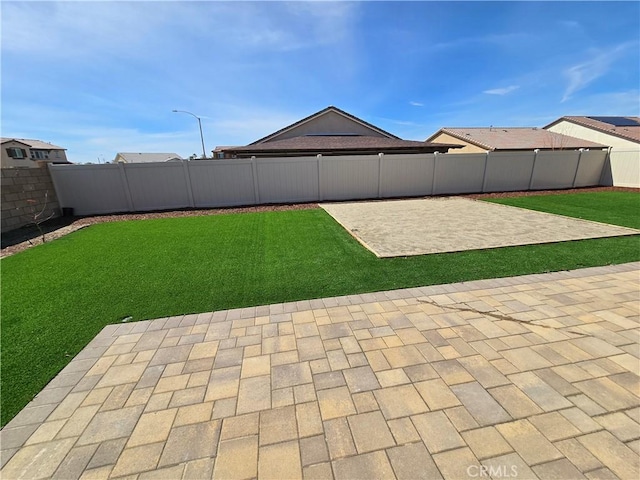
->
[[115, 152, 184, 163], [221, 135, 460, 157], [544, 116, 640, 144], [250, 106, 400, 144], [426, 127, 606, 151], [1, 138, 66, 150]]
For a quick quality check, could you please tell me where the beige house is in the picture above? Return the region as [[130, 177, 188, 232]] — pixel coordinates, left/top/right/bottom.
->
[[425, 128, 605, 154], [113, 152, 184, 163], [544, 116, 639, 188], [214, 106, 460, 158], [1, 138, 70, 168], [544, 116, 640, 151]]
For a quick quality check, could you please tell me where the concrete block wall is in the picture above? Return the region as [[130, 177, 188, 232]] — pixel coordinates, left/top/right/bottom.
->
[[1, 164, 61, 233]]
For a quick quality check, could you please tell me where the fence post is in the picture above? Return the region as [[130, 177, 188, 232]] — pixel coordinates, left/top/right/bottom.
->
[[118, 162, 135, 211], [528, 149, 539, 190], [481, 151, 490, 192], [599, 147, 614, 186], [431, 152, 438, 195], [251, 156, 260, 204], [377, 153, 384, 198], [317, 154, 323, 201], [571, 149, 583, 188], [182, 160, 196, 208]]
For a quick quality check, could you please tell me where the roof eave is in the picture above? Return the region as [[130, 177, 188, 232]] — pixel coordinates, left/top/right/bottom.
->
[[542, 117, 565, 129], [440, 129, 495, 150], [224, 144, 462, 156], [1, 139, 32, 147]]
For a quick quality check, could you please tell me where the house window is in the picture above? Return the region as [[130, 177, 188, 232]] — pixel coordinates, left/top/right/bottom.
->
[[30, 150, 49, 160], [6, 147, 27, 159]]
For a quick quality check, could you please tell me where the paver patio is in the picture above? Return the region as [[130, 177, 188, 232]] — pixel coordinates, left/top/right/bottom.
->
[[320, 198, 640, 257], [1, 262, 639, 479]]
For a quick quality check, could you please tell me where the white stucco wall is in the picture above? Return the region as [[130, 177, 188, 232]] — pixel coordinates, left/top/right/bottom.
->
[[546, 121, 639, 151], [546, 121, 639, 187]]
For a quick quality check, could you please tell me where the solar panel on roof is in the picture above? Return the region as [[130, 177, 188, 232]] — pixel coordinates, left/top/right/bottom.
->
[[588, 116, 640, 127]]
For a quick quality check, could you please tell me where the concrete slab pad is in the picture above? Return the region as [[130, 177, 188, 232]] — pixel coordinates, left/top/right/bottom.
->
[[320, 198, 639, 257]]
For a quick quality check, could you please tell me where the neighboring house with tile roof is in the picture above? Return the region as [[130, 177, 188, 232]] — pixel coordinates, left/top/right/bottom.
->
[[425, 127, 606, 154], [114, 152, 184, 163], [1, 138, 70, 168], [544, 116, 639, 188], [543, 116, 640, 151], [214, 106, 461, 158]]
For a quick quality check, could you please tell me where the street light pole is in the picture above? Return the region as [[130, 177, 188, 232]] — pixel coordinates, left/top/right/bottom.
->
[[172, 109, 206, 159]]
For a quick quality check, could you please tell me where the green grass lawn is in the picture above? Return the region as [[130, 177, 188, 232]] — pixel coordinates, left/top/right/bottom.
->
[[1, 191, 639, 426], [484, 191, 640, 229]]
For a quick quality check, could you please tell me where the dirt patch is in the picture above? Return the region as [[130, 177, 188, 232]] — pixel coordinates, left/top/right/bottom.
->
[[2, 186, 637, 258], [464, 186, 638, 199]]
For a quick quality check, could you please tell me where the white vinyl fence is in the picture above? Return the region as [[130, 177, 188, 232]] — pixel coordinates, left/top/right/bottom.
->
[[49, 150, 609, 216], [607, 150, 640, 188]]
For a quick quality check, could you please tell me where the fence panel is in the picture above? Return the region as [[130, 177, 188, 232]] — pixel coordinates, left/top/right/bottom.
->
[[380, 154, 435, 197], [433, 153, 485, 194], [124, 162, 191, 211], [574, 150, 608, 187], [321, 155, 379, 200], [530, 150, 580, 190], [257, 157, 319, 203], [47, 150, 615, 217], [188, 160, 255, 207], [49, 164, 129, 216], [609, 150, 640, 188], [483, 151, 535, 192]]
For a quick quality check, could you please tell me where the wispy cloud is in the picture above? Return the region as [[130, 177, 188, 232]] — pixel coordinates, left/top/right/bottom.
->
[[2, 100, 305, 161], [1, 2, 175, 59], [209, 109, 299, 146], [1, 2, 359, 58], [409, 101, 424, 107], [483, 85, 520, 95], [188, 2, 358, 53], [558, 20, 581, 29], [43, 126, 202, 164], [430, 33, 531, 52], [561, 89, 640, 116], [561, 42, 636, 102]]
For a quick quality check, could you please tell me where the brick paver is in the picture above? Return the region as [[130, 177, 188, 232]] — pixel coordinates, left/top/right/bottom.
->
[[1, 262, 638, 479], [321, 198, 640, 257]]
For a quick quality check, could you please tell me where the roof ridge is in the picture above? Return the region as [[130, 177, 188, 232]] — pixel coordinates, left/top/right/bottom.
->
[[1, 138, 66, 149], [431, 126, 606, 150], [442, 127, 540, 130]]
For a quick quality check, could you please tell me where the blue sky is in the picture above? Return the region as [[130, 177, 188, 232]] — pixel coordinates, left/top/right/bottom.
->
[[2, 1, 639, 162]]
